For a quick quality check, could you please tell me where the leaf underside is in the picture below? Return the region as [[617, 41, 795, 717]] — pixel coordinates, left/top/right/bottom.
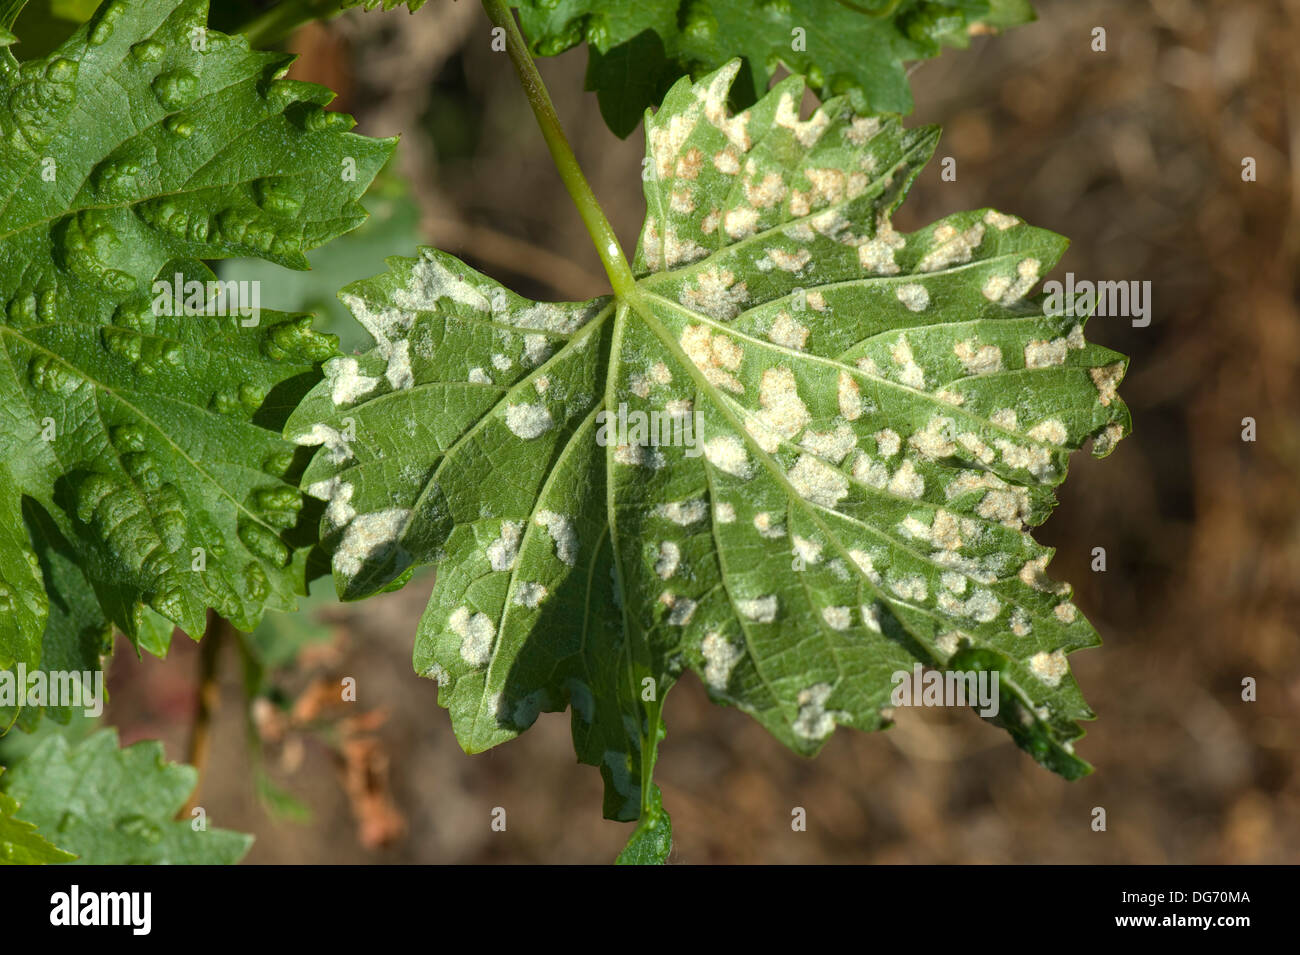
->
[[0, 0, 392, 724], [290, 61, 1129, 840], [515, 0, 1036, 136], [2, 728, 251, 863]]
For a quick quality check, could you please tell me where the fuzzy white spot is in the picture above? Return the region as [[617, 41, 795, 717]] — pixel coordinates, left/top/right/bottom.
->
[[1029, 649, 1068, 686], [660, 591, 698, 625], [505, 403, 554, 439], [954, 340, 1003, 376], [793, 683, 836, 740], [790, 454, 850, 507], [1010, 607, 1032, 636], [1090, 363, 1124, 406], [875, 428, 901, 457], [450, 606, 496, 666], [334, 508, 410, 578], [769, 311, 810, 349], [680, 267, 750, 321], [857, 217, 904, 274], [801, 423, 856, 464], [821, 606, 851, 631], [910, 416, 957, 460], [513, 582, 548, 608], [983, 210, 1019, 230], [1026, 419, 1068, 445], [488, 521, 523, 572], [917, 222, 985, 272], [325, 356, 380, 407], [655, 541, 681, 580], [888, 459, 924, 499], [307, 476, 356, 528], [767, 247, 811, 273], [895, 283, 930, 311], [292, 423, 353, 464], [703, 435, 751, 477], [535, 510, 578, 567], [1025, 339, 1068, 368], [891, 337, 926, 389], [775, 92, 831, 148], [890, 574, 928, 601], [830, 374, 859, 423], [701, 632, 742, 690], [657, 498, 709, 526], [756, 366, 810, 446], [737, 595, 778, 623], [792, 534, 822, 564]]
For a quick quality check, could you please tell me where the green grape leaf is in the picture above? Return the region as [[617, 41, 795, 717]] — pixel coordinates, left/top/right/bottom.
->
[[0, 468, 47, 675], [220, 166, 424, 355], [0, 773, 76, 863], [0, 499, 112, 732], [516, 0, 1035, 136], [341, 0, 428, 10], [288, 62, 1129, 857], [2, 728, 252, 863], [0, 0, 393, 674]]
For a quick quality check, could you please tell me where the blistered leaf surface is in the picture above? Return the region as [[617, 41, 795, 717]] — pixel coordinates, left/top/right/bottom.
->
[[0, 0, 392, 696]]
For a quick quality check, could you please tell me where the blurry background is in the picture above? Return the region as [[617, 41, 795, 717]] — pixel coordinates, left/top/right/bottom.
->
[[20, 0, 1300, 862]]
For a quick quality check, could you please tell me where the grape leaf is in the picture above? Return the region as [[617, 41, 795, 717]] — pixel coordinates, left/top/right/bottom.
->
[[288, 62, 1129, 854], [342, 0, 428, 10], [0, 773, 76, 863], [516, 0, 1035, 136], [2, 728, 251, 863], [0, 499, 112, 732], [220, 166, 424, 355], [0, 0, 392, 680]]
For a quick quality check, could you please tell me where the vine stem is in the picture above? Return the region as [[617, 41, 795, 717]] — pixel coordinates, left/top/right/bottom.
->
[[180, 611, 229, 819], [482, 0, 666, 830], [479, 0, 636, 298]]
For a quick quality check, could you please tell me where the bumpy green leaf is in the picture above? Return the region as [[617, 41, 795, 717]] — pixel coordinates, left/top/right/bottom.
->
[[0, 500, 112, 732], [289, 63, 1128, 853], [0, 773, 76, 863], [0, 0, 392, 676], [518, 0, 1035, 136], [0, 468, 46, 675], [220, 167, 424, 355], [2, 728, 252, 863]]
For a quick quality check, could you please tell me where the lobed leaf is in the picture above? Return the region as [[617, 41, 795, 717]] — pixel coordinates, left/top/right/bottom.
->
[[0, 0, 393, 715], [515, 0, 1036, 136], [2, 728, 251, 863], [290, 61, 1129, 848], [0, 773, 76, 863]]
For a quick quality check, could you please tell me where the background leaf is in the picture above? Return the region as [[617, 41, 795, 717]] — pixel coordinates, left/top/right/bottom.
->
[[2, 728, 252, 863], [515, 0, 1036, 136], [0, 773, 75, 863], [0, 0, 393, 694]]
